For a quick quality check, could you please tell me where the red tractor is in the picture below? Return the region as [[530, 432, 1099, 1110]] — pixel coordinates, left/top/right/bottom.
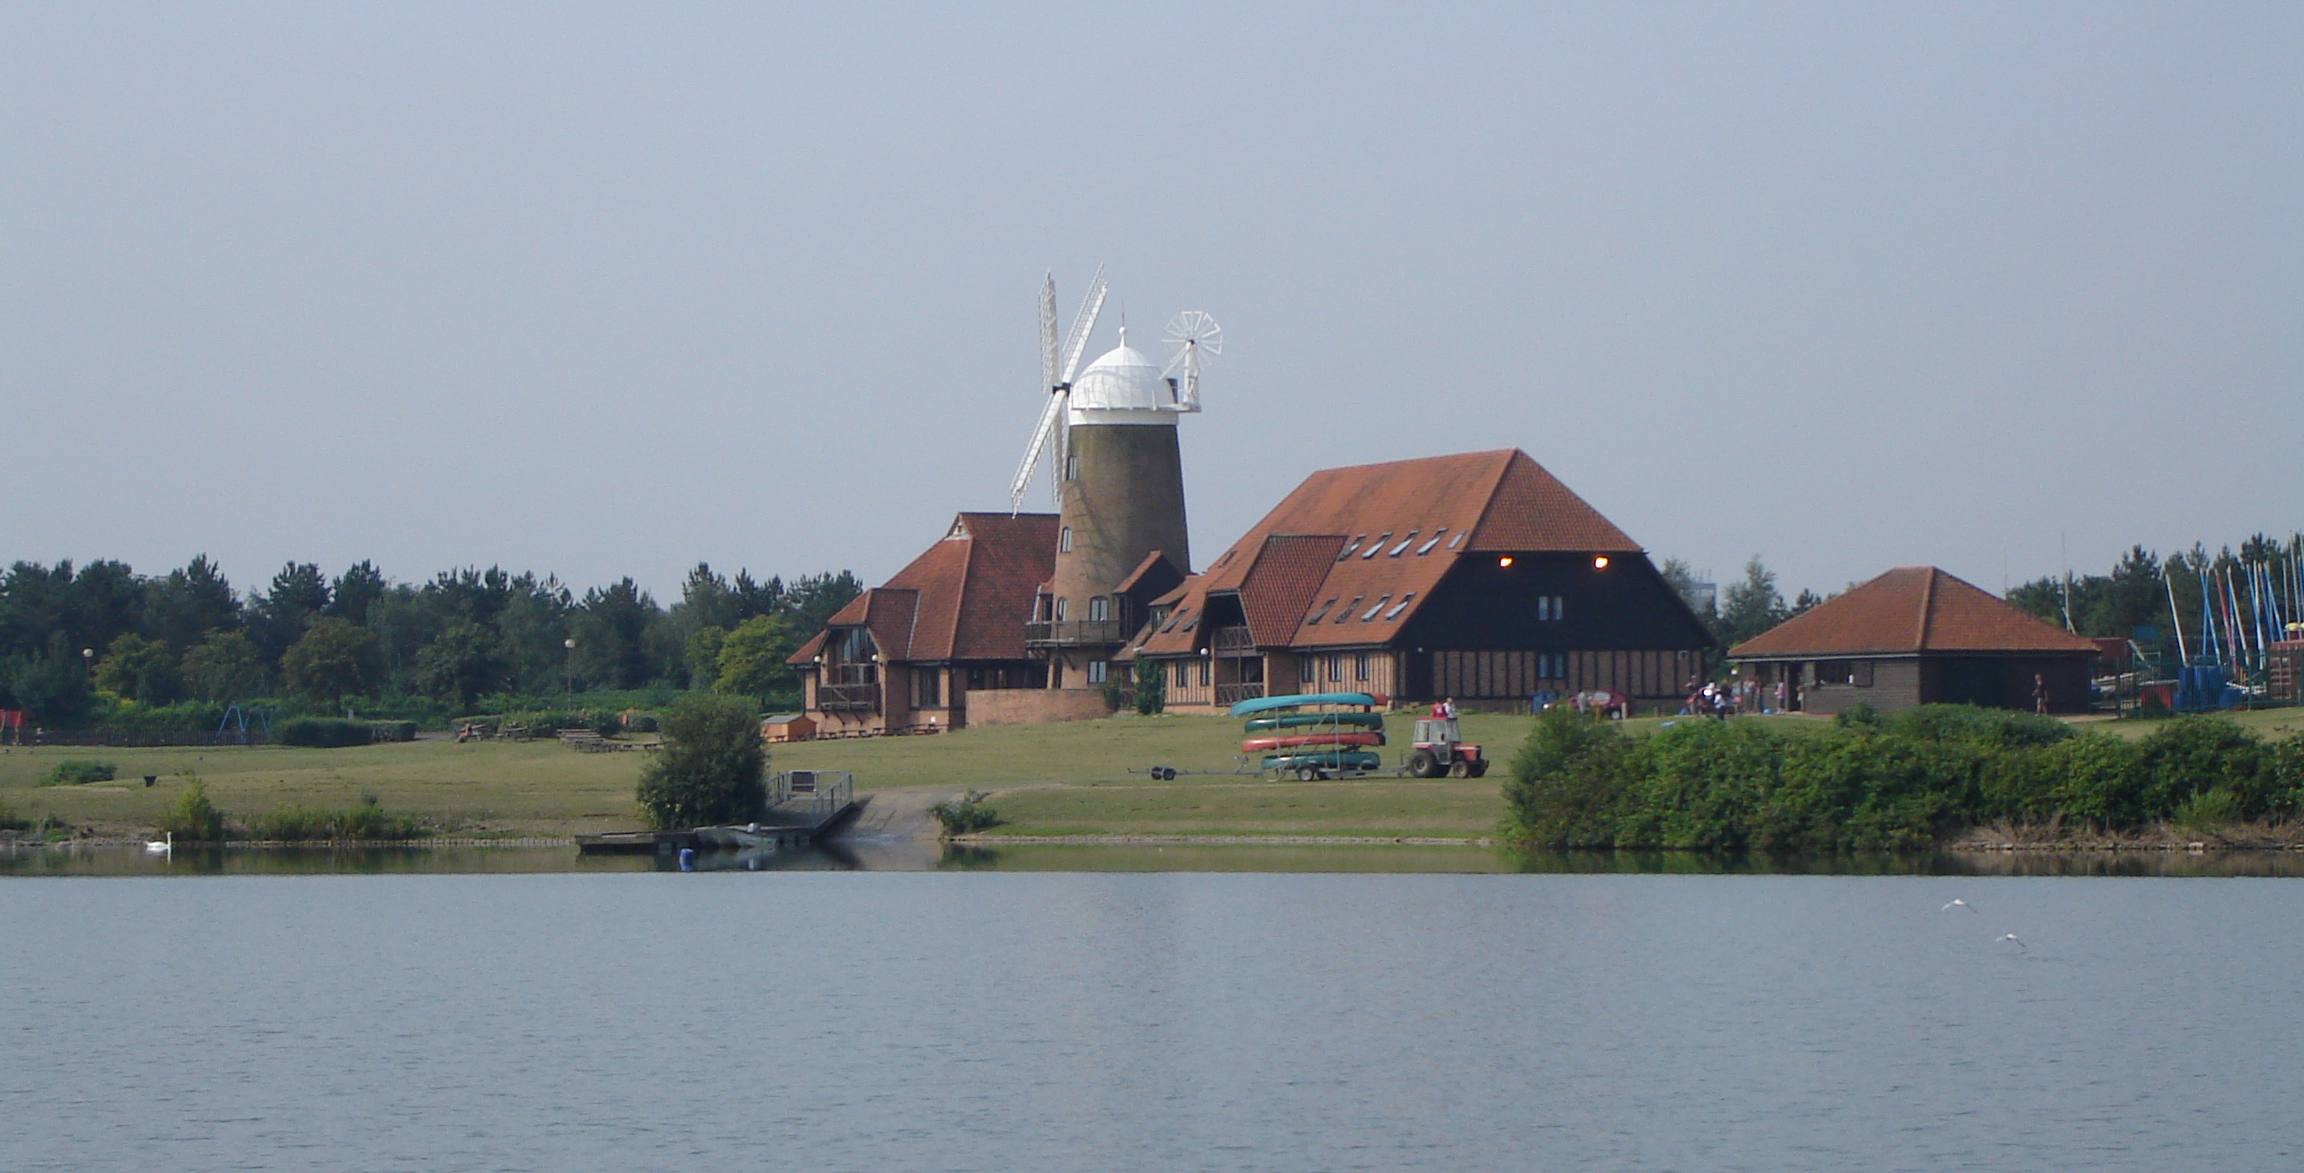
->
[[1406, 717, 1487, 778]]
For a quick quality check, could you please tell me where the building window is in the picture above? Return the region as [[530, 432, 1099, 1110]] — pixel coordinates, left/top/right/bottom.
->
[[1054, 597, 1067, 622], [1306, 598, 1336, 624], [1553, 595, 1565, 621], [1089, 596, 1107, 622], [1354, 652, 1369, 681], [1449, 532, 1467, 549], [1362, 594, 1389, 621], [1087, 660, 1108, 684], [1417, 530, 1445, 555], [1340, 535, 1366, 560], [1199, 659, 1210, 686], [1298, 654, 1315, 684], [1388, 532, 1416, 557], [1065, 453, 1079, 481], [1362, 533, 1389, 559], [1060, 527, 1073, 552], [1327, 653, 1343, 681], [1174, 661, 1187, 686], [1384, 593, 1414, 620], [915, 669, 941, 708], [1337, 596, 1362, 624], [1536, 596, 1551, 621]]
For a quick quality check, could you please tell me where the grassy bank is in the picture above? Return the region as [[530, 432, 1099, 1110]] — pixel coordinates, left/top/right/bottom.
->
[[8, 705, 2297, 843]]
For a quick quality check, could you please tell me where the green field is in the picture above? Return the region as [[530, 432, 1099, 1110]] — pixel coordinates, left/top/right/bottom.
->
[[6, 705, 2295, 842]]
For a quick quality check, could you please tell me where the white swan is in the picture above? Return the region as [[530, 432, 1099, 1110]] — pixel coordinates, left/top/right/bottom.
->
[[144, 831, 172, 855]]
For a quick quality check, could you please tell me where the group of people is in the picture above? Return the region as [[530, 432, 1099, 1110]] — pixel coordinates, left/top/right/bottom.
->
[[1682, 677, 1787, 719]]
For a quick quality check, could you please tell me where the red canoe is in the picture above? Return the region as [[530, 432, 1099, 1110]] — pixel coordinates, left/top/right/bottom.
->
[[1239, 731, 1384, 753]]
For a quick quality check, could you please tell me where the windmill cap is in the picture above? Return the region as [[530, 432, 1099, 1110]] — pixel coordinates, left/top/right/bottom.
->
[[1069, 327, 1175, 417]]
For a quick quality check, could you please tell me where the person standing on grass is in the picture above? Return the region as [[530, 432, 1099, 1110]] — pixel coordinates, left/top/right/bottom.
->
[[2033, 673, 2049, 715]]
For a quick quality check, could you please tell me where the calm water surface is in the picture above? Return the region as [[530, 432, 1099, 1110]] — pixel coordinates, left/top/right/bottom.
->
[[6, 859, 2302, 1169]]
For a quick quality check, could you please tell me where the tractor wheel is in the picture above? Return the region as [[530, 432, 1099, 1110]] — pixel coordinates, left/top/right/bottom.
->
[[1407, 749, 1440, 779], [1154, 766, 1176, 781], [1296, 765, 1322, 782], [1465, 759, 1489, 778], [1447, 761, 1470, 778]]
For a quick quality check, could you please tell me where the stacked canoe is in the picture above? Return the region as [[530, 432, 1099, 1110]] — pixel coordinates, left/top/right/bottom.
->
[[1227, 692, 1388, 778]]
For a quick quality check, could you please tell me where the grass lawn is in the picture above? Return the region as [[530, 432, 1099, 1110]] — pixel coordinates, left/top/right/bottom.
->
[[8, 703, 2290, 841]]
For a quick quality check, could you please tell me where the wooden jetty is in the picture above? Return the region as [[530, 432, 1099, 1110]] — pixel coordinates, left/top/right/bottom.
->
[[576, 770, 857, 857]]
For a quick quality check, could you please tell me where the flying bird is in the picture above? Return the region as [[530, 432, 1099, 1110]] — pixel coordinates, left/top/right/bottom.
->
[[1999, 932, 2025, 949], [1941, 898, 1976, 913]]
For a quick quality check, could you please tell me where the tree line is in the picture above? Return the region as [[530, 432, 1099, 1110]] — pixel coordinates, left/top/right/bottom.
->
[[0, 556, 862, 725]]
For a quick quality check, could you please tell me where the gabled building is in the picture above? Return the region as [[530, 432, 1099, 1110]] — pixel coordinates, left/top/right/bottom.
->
[[1126, 449, 1714, 712], [788, 512, 1103, 735], [1727, 565, 2100, 714]]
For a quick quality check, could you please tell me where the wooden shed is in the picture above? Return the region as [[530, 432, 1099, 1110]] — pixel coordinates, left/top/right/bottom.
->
[[759, 713, 817, 743]]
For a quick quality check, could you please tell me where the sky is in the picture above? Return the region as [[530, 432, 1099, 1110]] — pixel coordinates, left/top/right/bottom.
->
[[6, 2, 2299, 606]]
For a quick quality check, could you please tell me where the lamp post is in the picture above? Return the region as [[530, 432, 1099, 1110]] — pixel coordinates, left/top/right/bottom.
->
[[563, 638, 576, 696], [82, 646, 94, 685]]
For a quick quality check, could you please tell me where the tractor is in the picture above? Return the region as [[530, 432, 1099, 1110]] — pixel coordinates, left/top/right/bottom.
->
[[1406, 717, 1487, 778]]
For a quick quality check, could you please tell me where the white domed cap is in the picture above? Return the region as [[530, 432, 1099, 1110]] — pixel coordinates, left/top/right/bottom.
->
[[1068, 328, 1174, 420]]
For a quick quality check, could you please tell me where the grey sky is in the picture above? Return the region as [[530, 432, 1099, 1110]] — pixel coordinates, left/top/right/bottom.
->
[[7, 2, 2298, 605]]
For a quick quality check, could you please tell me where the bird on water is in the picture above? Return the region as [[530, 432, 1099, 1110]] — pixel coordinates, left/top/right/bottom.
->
[[1941, 898, 1976, 913]]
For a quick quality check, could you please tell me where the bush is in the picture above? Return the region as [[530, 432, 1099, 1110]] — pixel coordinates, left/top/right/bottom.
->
[[0, 797, 28, 833], [160, 777, 229, 842], [2172, 787, 2244, 836], [1503, 705, 1637, 847], [45, 759, 117, 786], [251, 792, 424, 842], [87, 700, 229, 735], [636, 694, 767, 829], [275, 717, 375, 748], [1886, 704, 2072, 750], [929, 791, 1003, 836], [2048, 733, 2146, 829], [2135, 718, 2274, 821]]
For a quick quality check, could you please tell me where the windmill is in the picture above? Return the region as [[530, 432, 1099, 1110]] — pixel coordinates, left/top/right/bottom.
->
[[1009, 265, 1111, 514]]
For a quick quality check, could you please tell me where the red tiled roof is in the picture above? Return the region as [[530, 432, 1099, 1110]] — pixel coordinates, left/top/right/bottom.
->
[[1136, 449, 1646, 656], [1233, 535, 1347, 646], [1729, 566, 2101, 659], [789, 512, 1057, 666]]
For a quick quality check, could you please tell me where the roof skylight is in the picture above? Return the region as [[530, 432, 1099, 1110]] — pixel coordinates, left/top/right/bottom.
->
[[1361, 533, 1390, 559], [1416, 530, 1445, 555], [1336, 596, 1362, 623], [1448, 531, 1467, 549], [1384, 593, 1415, 619], [1361, 594, 1390, 621], [1388, 532, 1417, 557]]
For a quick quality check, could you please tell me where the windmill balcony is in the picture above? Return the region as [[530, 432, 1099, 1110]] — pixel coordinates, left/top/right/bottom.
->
[[1025, 619, 1127, 648]]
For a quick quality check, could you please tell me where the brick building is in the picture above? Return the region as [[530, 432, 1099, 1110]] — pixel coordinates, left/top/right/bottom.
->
[[1728, 566, 2100, 715]]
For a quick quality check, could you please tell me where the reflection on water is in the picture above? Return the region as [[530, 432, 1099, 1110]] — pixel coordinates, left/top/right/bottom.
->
[[8, 838, 2304, 877]]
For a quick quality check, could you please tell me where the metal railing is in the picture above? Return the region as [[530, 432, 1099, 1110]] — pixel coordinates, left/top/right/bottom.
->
[[817, 682, 878, 710], [762, 770, 854, 828], [1211, 626, 1256, 654], [1025, 619, 1127, 646]]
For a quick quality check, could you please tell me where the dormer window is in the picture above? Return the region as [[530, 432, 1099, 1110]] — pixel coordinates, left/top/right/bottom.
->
[[1361, 533, 1390, 559], [1388, 532, 1417, 557], [1416, 530, 1445, 555]]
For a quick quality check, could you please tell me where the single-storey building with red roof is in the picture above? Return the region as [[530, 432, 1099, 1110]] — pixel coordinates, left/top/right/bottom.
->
[[786, 512, 1106, 735], [1124, 449, 1715, 712], [1727, 566, 2100, 715]]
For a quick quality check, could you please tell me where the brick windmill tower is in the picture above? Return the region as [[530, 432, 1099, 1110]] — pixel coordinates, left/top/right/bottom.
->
[[1009, 266, 1222, 691]]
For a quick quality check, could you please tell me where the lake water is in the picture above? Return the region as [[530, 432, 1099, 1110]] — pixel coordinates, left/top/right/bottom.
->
[[6, 854, 2302, 1169]]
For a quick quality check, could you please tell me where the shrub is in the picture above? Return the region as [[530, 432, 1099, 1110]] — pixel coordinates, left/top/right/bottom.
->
[[2274, 734, 2304, 817], [0, 797, 28, 833], [2172, 787, 2244, 836], [250, 792, 424, 841], [1886, 704, 2072, 750], [2047, 733, 2145, 829], [636, 694, 767, 829], [276, 717, 375, 748], [2135, 718, 2274, 821], [45, 759, 117, 786], [1624, 719, 1782, 850], [160, 777, 229, 842], [1833, 702, 1884, 732], [929, 791, 1003, 836], [1503, 705, 1635, 846]]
